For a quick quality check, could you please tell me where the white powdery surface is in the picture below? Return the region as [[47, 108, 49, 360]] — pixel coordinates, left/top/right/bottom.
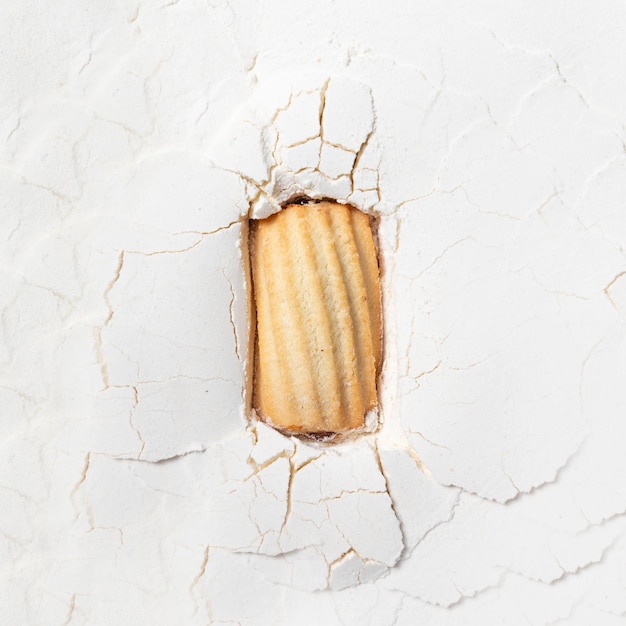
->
[[1, 1, 626, 624]]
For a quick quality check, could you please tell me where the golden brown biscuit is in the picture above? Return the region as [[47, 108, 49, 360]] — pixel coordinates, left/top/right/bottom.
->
[[250, 200, 381, 434]]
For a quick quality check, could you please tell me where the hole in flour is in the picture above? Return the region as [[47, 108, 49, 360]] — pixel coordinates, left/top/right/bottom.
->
[[246, 198, 382, 441], [286, 195, 317, 206]]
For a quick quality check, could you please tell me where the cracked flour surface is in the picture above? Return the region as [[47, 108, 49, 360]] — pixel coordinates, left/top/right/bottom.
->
[[2, 1, 626, 624]]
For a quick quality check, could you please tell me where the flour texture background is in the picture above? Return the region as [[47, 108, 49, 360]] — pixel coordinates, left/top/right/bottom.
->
[[2, 1, 626, 624]]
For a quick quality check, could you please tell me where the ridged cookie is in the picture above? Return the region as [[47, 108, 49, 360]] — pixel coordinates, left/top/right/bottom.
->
[[250, 200, 381, 434]]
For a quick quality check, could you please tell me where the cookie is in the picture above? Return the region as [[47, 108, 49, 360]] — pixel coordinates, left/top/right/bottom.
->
[[250, 200, 381, 434]]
